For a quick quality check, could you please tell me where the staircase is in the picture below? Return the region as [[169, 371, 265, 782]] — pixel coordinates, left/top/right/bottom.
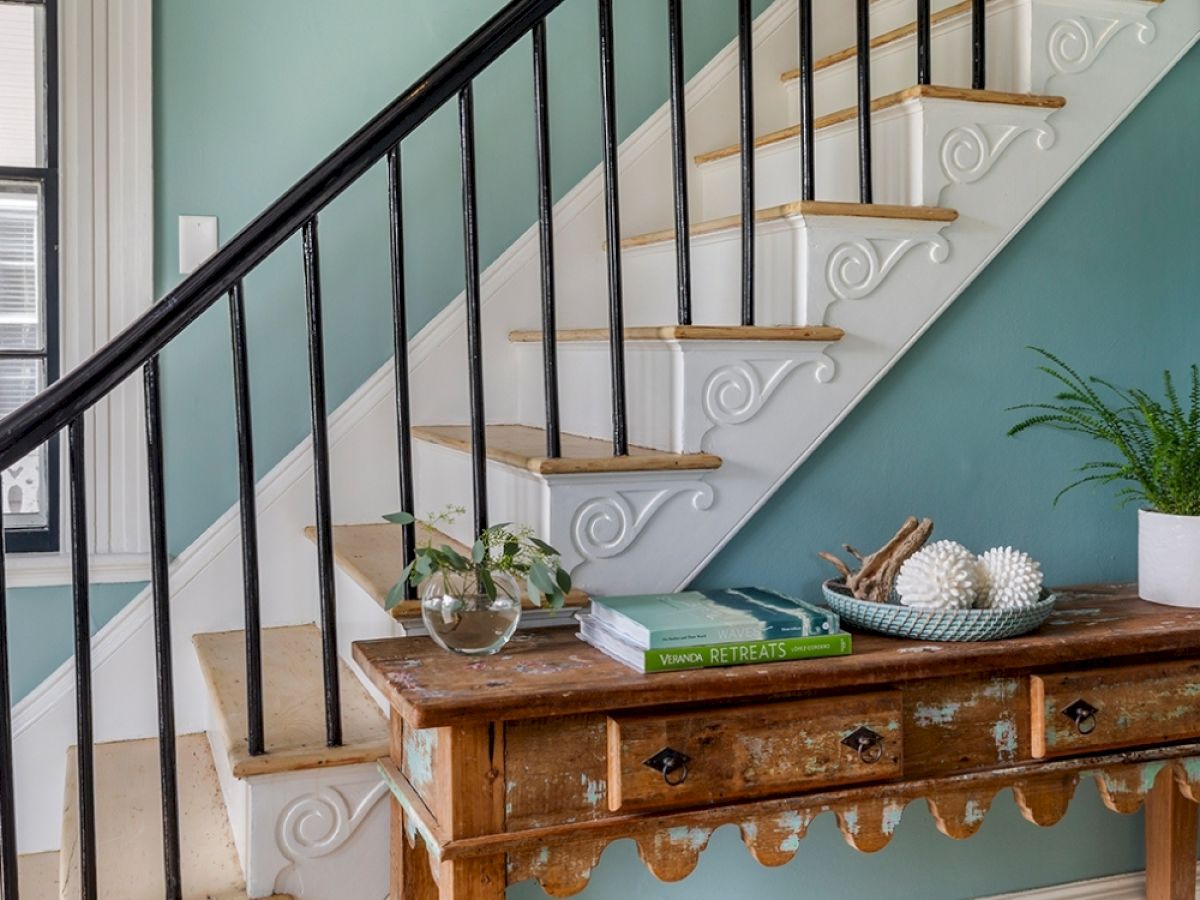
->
[[0, 0, 1195, 896]]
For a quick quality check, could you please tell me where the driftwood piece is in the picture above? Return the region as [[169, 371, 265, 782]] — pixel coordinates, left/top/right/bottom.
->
[[819, 516, 934, 602]]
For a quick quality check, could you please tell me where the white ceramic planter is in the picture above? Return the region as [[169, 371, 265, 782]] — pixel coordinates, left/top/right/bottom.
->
[[1138, 509, 1200, 607]]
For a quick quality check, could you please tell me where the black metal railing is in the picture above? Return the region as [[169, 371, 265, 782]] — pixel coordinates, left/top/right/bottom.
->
[[0, 0, 990, 894]]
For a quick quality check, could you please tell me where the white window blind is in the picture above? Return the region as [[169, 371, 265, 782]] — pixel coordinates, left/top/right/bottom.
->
[[0, 2, 51, 535]]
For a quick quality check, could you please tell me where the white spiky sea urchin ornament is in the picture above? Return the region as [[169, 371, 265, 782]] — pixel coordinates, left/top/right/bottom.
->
[[895, 541, 980, 610], [976, 547, 1044, 610]]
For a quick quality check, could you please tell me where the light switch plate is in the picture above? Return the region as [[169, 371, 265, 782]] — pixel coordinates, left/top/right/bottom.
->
[[179, 216, 219, 275]]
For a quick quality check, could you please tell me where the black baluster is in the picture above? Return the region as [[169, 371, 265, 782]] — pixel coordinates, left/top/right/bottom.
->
[[459, 85, 491, 532], [68, 419, 97, 900], [598, 0, 629, 455], [917, 0, 932, 85], [228, 283, 265, 758], [856, 0, 874, 204], [972, 0, 986, 89], [0, 521, 19, 900], [143, 358, 182, 900], [301, 220, 342, 748], [532, 21, 562, 458], [798, 0, 816, 201], [667, 0, 693, 326], [386, 148, 418, 596], [738, 0, 756, 326]]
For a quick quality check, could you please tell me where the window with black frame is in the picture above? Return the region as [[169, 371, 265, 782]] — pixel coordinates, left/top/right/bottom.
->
[[0, 0, 58, 552]]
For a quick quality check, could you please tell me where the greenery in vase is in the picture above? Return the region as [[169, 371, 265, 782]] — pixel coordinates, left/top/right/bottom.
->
[[382, 506, 573, 610], [1008, 347, 1200, 515]]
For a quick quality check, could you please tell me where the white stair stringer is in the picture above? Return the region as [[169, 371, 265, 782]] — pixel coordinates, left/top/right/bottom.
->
[[573, 0, 1195, 593], [515, 338, 839, 453], [623, 210, 958, 327]]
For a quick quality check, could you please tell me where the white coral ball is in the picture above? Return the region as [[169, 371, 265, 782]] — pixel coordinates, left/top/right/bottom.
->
[[895, 541, 980, 610], [976, 547, 1043, 609]]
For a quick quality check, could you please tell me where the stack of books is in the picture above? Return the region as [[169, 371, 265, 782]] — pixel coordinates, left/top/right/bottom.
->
[[577, 586, 852, 673]]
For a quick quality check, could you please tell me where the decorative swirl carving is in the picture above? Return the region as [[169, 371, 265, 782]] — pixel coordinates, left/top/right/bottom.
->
[[1048, 18, 1094, 74], [826, 237, 949, 302], [703, 357, 835, 430], [572, 484, 715, 562], [277, 782, 389, 861], [1047, 14, 1154, 77], [939, 123, 1057, 186]]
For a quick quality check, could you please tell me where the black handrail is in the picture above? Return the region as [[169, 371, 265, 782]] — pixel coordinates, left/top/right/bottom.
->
[[0, 0, 571, 471]]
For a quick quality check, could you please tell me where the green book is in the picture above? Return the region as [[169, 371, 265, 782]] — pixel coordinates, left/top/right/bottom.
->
[[578, 613, 851, 673], [587, 586, 838, 649]]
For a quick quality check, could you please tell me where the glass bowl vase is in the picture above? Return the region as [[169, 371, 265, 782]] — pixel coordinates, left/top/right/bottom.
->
[[420, 570, 522, 656]]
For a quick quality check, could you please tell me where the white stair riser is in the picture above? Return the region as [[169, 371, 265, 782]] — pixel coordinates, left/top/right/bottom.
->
[[514, 340, 837, 453], [783, 0, 1033, 122], [696, 93, 1058, 220]]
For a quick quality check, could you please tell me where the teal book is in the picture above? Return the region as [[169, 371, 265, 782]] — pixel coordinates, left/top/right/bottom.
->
[[578, 613, 851, 673], [587, 586, 838, 650]]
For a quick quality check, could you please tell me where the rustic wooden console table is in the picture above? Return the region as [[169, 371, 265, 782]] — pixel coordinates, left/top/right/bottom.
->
[[355, 586, 1200, 900]]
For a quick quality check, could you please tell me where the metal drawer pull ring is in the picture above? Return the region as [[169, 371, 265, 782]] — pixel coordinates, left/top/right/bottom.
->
[[1062, 699, 1099, 736], [842, 726, 884, 764], [643, 748, 691, 786]]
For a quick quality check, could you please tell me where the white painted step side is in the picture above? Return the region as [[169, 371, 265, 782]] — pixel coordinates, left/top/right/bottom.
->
[[411, 436, 719, 587], [695, 93, 1059, 222], [514, 338, 839, 453], [622, 206, 958, 328]]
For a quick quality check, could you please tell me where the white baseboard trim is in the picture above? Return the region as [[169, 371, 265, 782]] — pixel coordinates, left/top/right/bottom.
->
[[980, 870, 1197, 899], [4, 553, 151, 588]]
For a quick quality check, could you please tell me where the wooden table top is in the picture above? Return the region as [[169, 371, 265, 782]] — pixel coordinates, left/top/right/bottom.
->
[[353, 585, 1200, 728]]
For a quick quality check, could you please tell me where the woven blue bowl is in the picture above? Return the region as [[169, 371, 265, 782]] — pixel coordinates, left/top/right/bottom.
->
[[821, 580, 1057, 642]]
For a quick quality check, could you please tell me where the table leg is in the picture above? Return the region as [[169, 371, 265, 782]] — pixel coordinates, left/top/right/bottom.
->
[[392, 797, 439, 899], [1145, 767, 1198, 900]]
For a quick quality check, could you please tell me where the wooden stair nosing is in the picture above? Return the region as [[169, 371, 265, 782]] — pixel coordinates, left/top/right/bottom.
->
[[694, 84, 1067, 166], [413, 423, 722, 475], [313, 522, 589, 619], [621, 200, 957, 250], [508, 325, 845, 343], [59, 735, 293, 899], [193, 624, 389, 779]]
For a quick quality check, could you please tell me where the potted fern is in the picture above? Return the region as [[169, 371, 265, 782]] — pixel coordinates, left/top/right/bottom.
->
[[1009, 348, 1200, 607]]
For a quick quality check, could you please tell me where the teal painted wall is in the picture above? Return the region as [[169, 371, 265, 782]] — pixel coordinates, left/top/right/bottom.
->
[[7, 582, 146, 703], [148, 0, 1200, 895]]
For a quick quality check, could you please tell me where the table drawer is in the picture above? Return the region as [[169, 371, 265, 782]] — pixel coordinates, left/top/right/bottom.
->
[[1032, 659, 1200, 759], [606, 690, 902, 812]]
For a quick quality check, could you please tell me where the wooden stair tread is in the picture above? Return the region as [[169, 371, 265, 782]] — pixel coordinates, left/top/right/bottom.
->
[[694, 85, 1066, 165], [193, 625, 388, 778], [18, 851, 59, 900], [509, 325, 845, 343], [314, 522, 589, 619], [622, 200, 957, 250], [413, 424, 722, 475], [59, 734, 292, 899], [782, 0, 976, 81]]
